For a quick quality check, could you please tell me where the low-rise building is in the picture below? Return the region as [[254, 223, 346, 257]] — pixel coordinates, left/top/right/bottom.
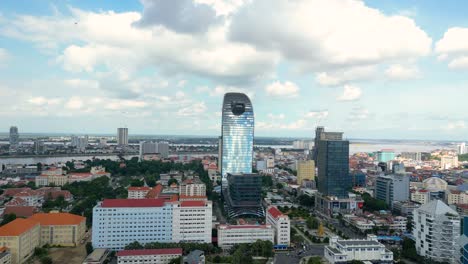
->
[[82, 248, 110, 264], [0, 247, 11, 264], [266, 206, 290, 246], [411, 189, 430, 205], [217, 225, 274, 249], [324, 235, 393, 264], [179, 179, 206, 197], [447, 190, 468, 205], [128, 187, 152, 199], [29, 212, 86, 247], [0, 219, 40, 264], [116, 248, 182, 264]]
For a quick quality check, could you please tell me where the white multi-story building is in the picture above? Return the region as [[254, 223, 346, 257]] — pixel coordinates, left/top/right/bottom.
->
[[411, 189, 430, 205], [324, 235, 393, 264], [171, 201, 212, 243], [390, 216, 407, 233], [116, 248, 182, 264], [446, 190, 468, 205], [140, 141, 159, 157], [128, 187, 152, 199], [117, 128, 128, 146], [266, 206, 290, 246], [179, 180, 206, 197], [266, 157, 275, 168], [458, 143, 466, 155], [217, 225, 274, 249], [413, 200, 460, 264], [92, 199, 173, 250], [440, 155, 458, 169]]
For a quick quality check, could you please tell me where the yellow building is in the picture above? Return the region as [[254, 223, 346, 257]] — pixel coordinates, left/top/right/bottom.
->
[[297, 160, 315, 185], [48, 175, 69, 186], [0, 219, 40, 264], [29, 213, 86, 247]]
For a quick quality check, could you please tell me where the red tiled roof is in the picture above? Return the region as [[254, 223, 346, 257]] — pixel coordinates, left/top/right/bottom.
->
[[180, 201, 206, 207], [14, 190, 39, 197], [0, 218, 39, 236], [3, 188, 31, 197], [102, 199, 166, 208], [219, 224, 271, 229], [5, 197, 27, 207], [49, 190, 72, 200], [145, 185, 163, 199], [116, 248, 182, 257], [267, 206, 284, 219], [179, 195, 207, 200], [30, 213, 85, 226], [3, 206, 37, 218], [128, 187, 151, 191]]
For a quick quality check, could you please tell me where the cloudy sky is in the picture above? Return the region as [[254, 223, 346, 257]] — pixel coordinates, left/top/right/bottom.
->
[[1, 0, 468, 140]]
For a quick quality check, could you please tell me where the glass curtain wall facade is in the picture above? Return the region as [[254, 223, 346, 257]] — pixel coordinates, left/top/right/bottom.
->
[[220, 93, 254, 189], [317, 139, 351, 198]]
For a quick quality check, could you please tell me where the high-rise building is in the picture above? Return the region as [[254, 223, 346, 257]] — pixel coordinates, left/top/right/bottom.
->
[[220, 93, 254, 189], [9, 126, 19, 152], [117, 128, 129, 146], [70, 135, 88, 151], [33, 140, 45, 154], [316, 128, 351, 198], [296, 160, 315, 185], [375, 149, 395, 163], [401, 152, 422, 161], [266, 206, 290, 247], [375, 174, 409, 208], [312, 126, 325, 163], [459, 143, 467, 155], [226, 173, 263, 217], [458, 216, 468, 264], [413, 200, 460, 263], [139, 141, 158, 157], [157, 141, 169, 158]]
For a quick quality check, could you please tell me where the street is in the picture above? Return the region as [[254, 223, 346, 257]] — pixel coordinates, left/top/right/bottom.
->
[[274, 245, 324, 264]]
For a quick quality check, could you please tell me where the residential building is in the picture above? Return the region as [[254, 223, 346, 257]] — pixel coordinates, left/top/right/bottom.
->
[[217, 225, 274, 249], [296, 160, 315, 185], [413, 200, 460, 263], [0, 247, 11, 264], [392, 201, 421, 217], [401, 152, 422, 161], [92, 199, 173, 250], [324, 235, 393, 264], [83, 248, 110, 264], [159, 172, 183, 186], [411, 189, 430, 205], [9, 127, 19, 152], [171, 200, 212, 243], [0, 219, 40, 264], [139, 141, 158, 157], [220, 93, 254, 189], [458, 216, 468, 264], [71, 136, 88, 151], [225, 173, 263, 218], [459, 143, 467, 155], [29, 212, 86, 247], [157, 142, 169, 158], [128, 187, 152, 199], [375, 174, 409, 208], [441, 155, 459, 169], [446, 190, 468, 205], [266, 206, 290, 246], [266, 157, 275, 169], [375, 149, 395, 163], [117, 128, 129, 146], [179, 179, 206, 197], [116, 248, 182, 264], [316, 128, 351, 198]]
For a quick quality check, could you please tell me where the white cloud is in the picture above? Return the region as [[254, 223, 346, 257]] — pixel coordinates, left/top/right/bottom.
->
[[28, 96, 62, 106], [230, 0, 431, 71], [337, 85, 362, 101], [316, 66, 377, 86], [177, 80, 187, 87], [0, 48, 10, 65], [265, 81, 299, 98], [65, 97, 84, 110], [385, 64, 421, 80], [305, 111, 329, 119], [445, 121, 466, 130], [267, 113, 285, 120], [348, 107, 370, 120], [436, 27, 468, 70], [177, 102, 207, 116], [208, 85, 255, 98], [64, 78, 100, 89]]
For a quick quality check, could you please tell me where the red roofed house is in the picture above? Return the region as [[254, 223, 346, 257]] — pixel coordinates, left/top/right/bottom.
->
[[13, 190, 42, 206], [266, 206, 291, 246], [116, 248, 182, 264], [3, 206, 38, 218], [29, 212, 86, 247], [0, 218, 40, 264], [145, 184, 163, 199]]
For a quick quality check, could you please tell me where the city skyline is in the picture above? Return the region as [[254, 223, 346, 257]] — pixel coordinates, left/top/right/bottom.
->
[[1, 0, 468, 140]]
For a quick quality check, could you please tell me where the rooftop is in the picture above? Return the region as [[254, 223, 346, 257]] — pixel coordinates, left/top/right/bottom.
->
[[0, 218, 39, 236], [180, 201, 207, 207], [337, 240, 382, 247], [416, 200, 459, 216], [116, 248, 182, 257], [101, 198, 166, 208], [218, 224, 272, 230], [267, 206, 284, 219], [29, 212, 85, 226], [128, 186, 151, 191]]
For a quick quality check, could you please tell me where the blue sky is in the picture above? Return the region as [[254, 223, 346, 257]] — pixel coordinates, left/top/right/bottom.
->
[[1, 0, 468, 140]]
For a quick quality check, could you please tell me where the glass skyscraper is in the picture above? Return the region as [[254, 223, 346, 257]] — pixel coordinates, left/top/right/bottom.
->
[[220, 93, 254, 189]]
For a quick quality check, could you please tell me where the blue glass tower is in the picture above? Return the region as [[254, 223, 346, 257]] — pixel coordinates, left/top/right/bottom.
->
[[220, 93, 254, 189]]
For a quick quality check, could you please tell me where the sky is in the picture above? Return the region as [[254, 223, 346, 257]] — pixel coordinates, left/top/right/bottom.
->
[[1, 0, 468, 140]]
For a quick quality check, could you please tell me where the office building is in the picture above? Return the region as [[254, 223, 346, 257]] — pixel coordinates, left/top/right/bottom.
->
[[324, 235, 393, 264], [226, 173, 263, 217], [375, 174, 409, 208], [316, 128, 351, 198], [413, 200, 460, 263], [375, 149, 395, 163], [171, 200, 212, 243], [117, 128, 129, 146], [29, 212, 86, 247], [440, 155, 458, 169], [312, 126, 325, 163], [401, 152, 422, 161], [217, 225, 274, 249], [116, 248, 182, 264], [9, 126, 19, 150], [266, 206, 290, 247], [0, 219, 40, 264], [458, 216, 468, 264], [220, 93, 254, 189], [352, 172, 366, 187], [296, 160, 315, 185]]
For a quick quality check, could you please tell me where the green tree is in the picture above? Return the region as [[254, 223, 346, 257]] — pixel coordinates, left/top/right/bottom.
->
[[1, 213, 16, 226], [130, 179, 144, 187], [168, 178, 178, 186], [125, 241, 144, 250], [308, 256, 322, 264], [232, 244, 253, 264], [306, 216, 319, 229], [276, 183, 284, 190], [168, 257, 181, 264], [406, 216, 413, 233], [298, 194, 315, 207], [85, 242, 93, 255]]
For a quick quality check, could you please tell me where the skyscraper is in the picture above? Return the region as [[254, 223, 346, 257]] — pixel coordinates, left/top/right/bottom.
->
[[220, 93, 254, 189], [9, 126, 19, 149], [316, 128, 351, 198], [297, 160, 315, 185], [226, 173, 263, 217], [375, 174, 409, 208], [117, 128, 128, 146]]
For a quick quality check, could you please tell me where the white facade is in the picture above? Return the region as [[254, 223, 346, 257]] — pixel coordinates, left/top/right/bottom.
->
[[128, 187, 151, 199], [413, 200, 460, 264], [117, 249, 182, 264], [217, 225, 274, 249], [171, 201, 212, 243], [266, 206, 290, 246], [324, 235, 393, 264], [440, 155, 458, 169], [266, 157, 275, 169], [458, 143, 466, 155], [179, 182, 206, 197], [446, 190, 468, 205], [411, 190, 430, 205], [117, 128, 129, 146]]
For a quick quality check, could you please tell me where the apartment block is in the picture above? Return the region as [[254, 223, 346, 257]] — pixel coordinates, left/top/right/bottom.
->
[[217, 225, 274, 249], [0, 219, 40, 264]]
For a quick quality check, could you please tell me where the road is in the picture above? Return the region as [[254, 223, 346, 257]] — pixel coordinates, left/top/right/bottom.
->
[[274, 245, 324, 264]]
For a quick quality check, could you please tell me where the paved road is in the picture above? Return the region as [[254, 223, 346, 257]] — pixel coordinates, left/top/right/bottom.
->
[[274, 245, 324, 264]]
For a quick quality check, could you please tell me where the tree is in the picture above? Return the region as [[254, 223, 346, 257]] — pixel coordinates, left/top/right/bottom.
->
[[306, 216, 319, 230], [125, 241, 144, 250], [276, 183, 284, 190], [406, 216, 413, 233], [1, 213, 16, 226], [298, 194, 315, 207], [168, 178, 178, 186], [40, 256, 53, 264], [308, 256, 322, 264], [168, 257, 182, 264], [86, 242, 93, 255], [130, 179, 144, 187]]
